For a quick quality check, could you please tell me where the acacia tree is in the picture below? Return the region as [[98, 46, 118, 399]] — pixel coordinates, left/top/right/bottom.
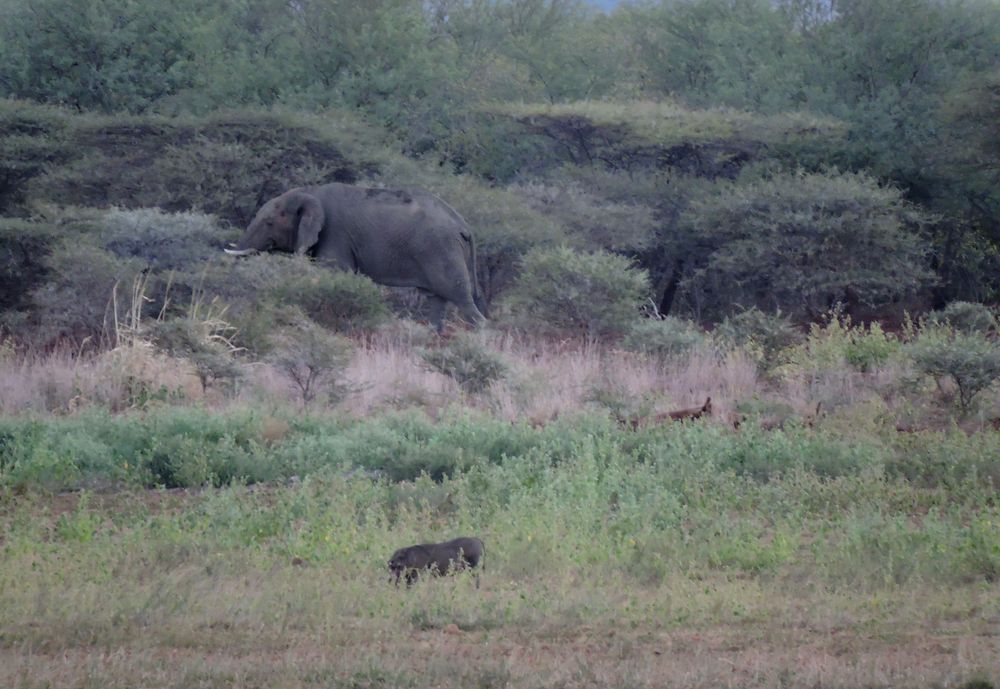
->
[[910, 324, 1000, 414], [269, 316, 353, 406]]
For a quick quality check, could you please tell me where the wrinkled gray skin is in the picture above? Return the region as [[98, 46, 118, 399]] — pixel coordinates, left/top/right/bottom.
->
[[388, 537, 485, 588], [226, 183, 486, 332]]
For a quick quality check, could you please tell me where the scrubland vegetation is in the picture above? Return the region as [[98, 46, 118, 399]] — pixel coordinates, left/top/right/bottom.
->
[[2, 0, 1000, 686]]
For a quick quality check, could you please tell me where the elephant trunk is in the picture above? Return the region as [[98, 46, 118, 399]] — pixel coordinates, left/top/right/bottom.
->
[[225, 220, 269, 255]]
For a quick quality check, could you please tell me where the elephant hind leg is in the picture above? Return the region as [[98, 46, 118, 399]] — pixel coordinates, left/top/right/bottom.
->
[[425, 293, 486, 333], [457, 298, 487, 329]]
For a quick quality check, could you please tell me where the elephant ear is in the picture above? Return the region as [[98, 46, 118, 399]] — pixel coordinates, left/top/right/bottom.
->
[[293, 192, 324, 254]]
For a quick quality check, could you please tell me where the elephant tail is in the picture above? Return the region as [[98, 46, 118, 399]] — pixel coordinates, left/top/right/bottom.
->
[[463, 229, 487, 317]]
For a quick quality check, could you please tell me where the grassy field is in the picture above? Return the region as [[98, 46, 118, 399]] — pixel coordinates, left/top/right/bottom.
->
[[2, 325, 1000, 688], [2, 398, 1000, 688]]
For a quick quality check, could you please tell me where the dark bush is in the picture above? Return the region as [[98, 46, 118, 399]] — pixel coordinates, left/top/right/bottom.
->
[[25, 241, 145, 348], [680, 169, 934, 321], [0, 218, 61, 314], [14, 109, 384, 226], [0, 100, 73, 213]]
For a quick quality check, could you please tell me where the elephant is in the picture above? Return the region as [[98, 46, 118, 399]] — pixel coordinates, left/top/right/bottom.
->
[[225, 183, 487, 332]]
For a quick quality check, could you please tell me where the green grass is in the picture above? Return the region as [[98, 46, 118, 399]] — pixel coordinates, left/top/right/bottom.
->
[[4, 405, 1000, 492], [1, 408, 999, 686]]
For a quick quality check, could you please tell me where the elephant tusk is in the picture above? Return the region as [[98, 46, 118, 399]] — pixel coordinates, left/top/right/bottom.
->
[[224, 247, 256, 256]]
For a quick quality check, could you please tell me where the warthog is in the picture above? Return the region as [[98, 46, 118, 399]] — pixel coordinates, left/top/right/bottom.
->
[[388, 536, 485, 587]]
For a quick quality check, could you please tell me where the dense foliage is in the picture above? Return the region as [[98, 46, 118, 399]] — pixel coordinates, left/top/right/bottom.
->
[[1, 0, 999, 341]]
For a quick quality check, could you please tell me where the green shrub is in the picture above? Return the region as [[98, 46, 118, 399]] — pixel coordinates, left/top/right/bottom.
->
[[269, 267, 389, 334], [623, 317, 708, 361], [786, 315, 901, 375], [819, 513, 954, 587], [886, 430, 1000, 491], [0, 408, 292, 490], [716, 428, 883, 480], [504, 246, 649, 340], [957, 511, 1000, 583], [909, 324, 1000, 413], [714, 307, 802, 368], [843, 321, 900, 372], [704, 524, 797, 574], [54, 494, 102, 543], [420, 334, 507, 395], [98, 208, 231, 271]]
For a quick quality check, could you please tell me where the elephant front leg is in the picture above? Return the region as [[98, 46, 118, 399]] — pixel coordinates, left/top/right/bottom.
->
[[425, 295, 449, 334]]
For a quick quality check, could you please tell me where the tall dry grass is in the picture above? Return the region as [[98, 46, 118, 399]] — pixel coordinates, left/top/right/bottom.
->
[[0, 329, 764, 423], [0, 345, 202, 414]]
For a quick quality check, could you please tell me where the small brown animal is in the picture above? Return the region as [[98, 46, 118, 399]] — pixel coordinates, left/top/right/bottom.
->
[[660, 396, 712, 422], [616, 397, 713, 430], [667, 397, 712, 421], [388, 536, 485, 588]]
